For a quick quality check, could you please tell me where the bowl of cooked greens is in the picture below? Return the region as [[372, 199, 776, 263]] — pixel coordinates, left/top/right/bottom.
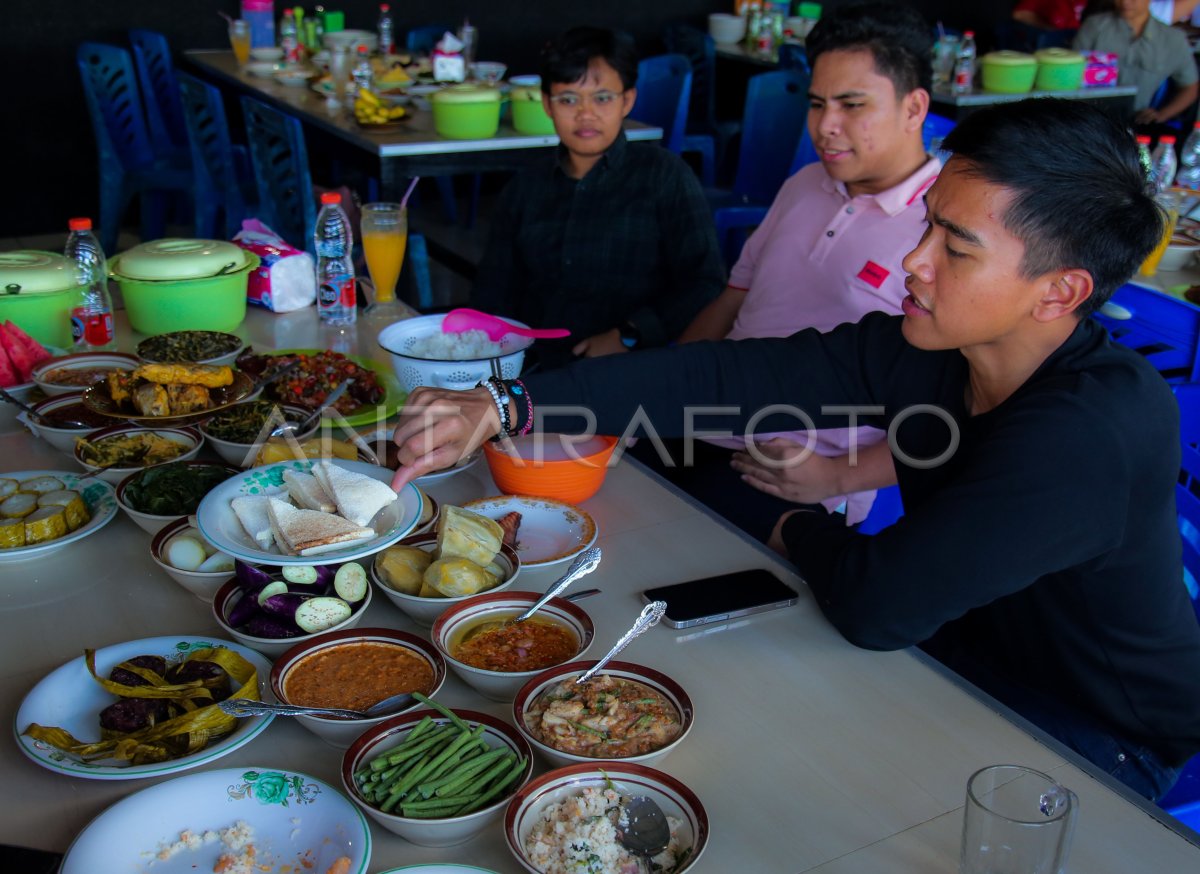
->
[[199, 400, 317, 467], [116, 461, 239, 535], [136, 330, 246, 366]]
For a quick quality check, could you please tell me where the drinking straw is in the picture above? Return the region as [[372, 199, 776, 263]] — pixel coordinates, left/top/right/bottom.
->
[[400, 177, 421, 211], [936, 20, 946, 39]]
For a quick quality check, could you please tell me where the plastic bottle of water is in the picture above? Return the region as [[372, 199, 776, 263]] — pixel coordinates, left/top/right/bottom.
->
[[1136, 134, 1154, 184], [952, 31, 976, 94], [64, 218, 115, 351], [352, 45, 373, 94], [314, 192, 356, 325], [1151, 135, 1179, 194], [1176, 122, 1200, 189], [279, 8, 299, 63], [378, 3, 394, 56]]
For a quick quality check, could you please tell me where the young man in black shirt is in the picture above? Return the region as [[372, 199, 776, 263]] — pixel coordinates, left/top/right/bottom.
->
[[471, 27, 725, 367], [393, 99, 1200, 802]]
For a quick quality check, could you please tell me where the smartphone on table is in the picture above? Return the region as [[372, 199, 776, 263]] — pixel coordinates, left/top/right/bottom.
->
[[641, 568, 800, 629]]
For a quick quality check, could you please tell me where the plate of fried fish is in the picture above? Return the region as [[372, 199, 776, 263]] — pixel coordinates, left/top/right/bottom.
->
[[81, 361, 255, 425]]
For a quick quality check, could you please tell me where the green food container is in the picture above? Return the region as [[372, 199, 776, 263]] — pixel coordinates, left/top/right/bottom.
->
[[0, 250, 82, 348], [109, 240, 258, 335], [1034, 48, 1085, 92], [431, 84, 503, 140], [510, 85, 556, 135], [980, 51, 1037, 94]]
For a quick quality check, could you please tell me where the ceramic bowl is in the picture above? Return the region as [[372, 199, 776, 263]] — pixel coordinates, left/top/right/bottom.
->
[[512, 660, 694, 769], [31, 351, 139, 397], [250, 46, 284, 62], [274, 68, 314, 87], [73, 424, 203, 484], [212, 574, 373, 658], [483, 434, 618, 504], [1159, 239, 1200, 272], [470, 61, 507, 84], [270, 627, 446, 747], [18, 391, 113, 454], [116, 460, 239, 535], [709, 12, 747, 44], [342, 707, 534, 847], [504, 763, 710, 874], [198, 401, 316, 466], [430, 591, 594, 701], [135, 330, 245, 366], [150, 517, 237, 601], [370, 533, 519, 627]]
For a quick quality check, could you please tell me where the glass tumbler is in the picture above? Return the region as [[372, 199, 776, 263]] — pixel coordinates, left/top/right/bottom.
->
[[960, 764, 1077, 874], [229, 19, 252, 67], [361, 202, 408, 304]]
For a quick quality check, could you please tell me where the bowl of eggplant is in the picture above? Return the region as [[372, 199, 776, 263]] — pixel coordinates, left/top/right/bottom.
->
[[212, 559, 372, 657]]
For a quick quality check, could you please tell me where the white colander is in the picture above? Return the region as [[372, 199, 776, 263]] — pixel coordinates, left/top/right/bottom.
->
[[377, 314, 533, 392]]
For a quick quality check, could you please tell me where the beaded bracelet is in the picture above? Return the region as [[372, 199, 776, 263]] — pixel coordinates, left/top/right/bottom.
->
[[478, 377, 512, 439], [509, 379, 534, 436]]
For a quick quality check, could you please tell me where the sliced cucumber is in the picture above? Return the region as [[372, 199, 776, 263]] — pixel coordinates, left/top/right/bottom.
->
[[295, 596, 353, 633], [282, 565, 320, 585], [257, 580, 289, 606], [334, 561, 368, 603]]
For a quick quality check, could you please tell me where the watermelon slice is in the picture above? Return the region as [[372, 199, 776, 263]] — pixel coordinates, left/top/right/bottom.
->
[[0, 344, 17, 388], [0, 320, 51, 382]]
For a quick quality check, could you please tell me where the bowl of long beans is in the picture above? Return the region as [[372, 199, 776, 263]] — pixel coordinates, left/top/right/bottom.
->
[[341, 693, 533, 847]]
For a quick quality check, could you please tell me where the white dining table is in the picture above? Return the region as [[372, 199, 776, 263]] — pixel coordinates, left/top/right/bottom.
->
[[1, 303, 1198, 872]]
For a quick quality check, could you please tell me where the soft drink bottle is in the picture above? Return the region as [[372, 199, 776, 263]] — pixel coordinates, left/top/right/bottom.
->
[[1151, 135, 1178, 194], [1176, 122, 1200, 189], [64, 218, 115, 351], [280, 8, 299, 62], [378, 3, 394, 56], [952, 31, 976, 94], [314, 192, 356, 325]]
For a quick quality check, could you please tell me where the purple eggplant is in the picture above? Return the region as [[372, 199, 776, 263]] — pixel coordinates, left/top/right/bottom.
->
[[235, 560, 277, 595], [241, 614, 305, 639], [227, 591, 265, 628], [260, 591, 312, 618]]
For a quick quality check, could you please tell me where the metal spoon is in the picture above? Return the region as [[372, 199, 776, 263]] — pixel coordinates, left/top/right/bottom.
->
[[270, 378, 354, 438], [617, 794, 672, 873], [461, 546, 602, 641], [575, 600, 667, 685], [0, 387, 54, 426], [218, 690, 415, 720]]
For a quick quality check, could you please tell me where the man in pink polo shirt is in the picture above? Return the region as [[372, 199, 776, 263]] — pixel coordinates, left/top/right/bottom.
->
[[641, 2, 939, 539]]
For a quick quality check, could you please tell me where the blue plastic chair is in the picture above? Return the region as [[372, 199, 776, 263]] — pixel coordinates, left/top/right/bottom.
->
[[856, 484, 905, 535], [77, 42, 193, 254], [776, 41, 811, 76], [129, 29, 190, 162], [630, 53, 693, 155], [177, 72, 256, 239], [406, 25, 450, 56], [1093, 284, 1200, 383], [239, 96, 317, 252], [664, 23, 740, 186]]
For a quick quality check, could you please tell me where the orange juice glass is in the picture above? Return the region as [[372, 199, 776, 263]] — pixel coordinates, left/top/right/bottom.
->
[[361, 202, 407, 303], [229, 20, 252, 67], [1140, 192, 1179, 277]]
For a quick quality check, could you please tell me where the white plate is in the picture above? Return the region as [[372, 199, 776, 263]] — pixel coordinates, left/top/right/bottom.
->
[[60, 766, 371, 873], [14, 635, 274, 780], [462, 495, 597, 567], [245, 60, 280, 77], [0, 470, 117, 563], [195, 458, 422, 565], [415, 448, 482, 484]]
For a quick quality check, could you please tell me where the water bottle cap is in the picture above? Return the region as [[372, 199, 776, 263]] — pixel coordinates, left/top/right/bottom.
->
[[320, 192, 343, 205], [380, 2, 389, 9], [1136, 135, 1152, 145], [1161, 136, 1178, 145], [68, 217, 93, 231], [964, 30, 975, 37]]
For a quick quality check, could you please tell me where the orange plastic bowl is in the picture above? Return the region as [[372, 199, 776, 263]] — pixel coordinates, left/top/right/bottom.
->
[[483, 434, 618, 504]]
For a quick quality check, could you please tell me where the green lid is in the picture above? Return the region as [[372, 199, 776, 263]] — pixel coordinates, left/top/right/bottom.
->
[[0, 250, 79, 294], [1034, 48, 1085, 66], [797, 2, 822, 17], [431, 84, 503, 104], [112, 239, 248, 281], [981, 50, 1036, 67], [510, 85, 543, 102]]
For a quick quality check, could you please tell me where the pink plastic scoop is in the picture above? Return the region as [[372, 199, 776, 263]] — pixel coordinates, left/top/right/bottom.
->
[[440, 308, 570, 341]]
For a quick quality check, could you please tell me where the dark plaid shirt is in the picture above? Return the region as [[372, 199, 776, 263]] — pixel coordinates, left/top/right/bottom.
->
[[473, 130, 725, 367]]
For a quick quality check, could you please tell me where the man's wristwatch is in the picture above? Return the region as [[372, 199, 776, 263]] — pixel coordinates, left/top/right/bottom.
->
[[619, 321, 642, 349]]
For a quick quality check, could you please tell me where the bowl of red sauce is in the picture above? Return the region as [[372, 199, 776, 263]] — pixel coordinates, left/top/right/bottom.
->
[[20, 391, 115, 454]]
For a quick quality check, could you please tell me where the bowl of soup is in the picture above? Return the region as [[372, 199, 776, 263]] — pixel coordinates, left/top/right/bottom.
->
[[431, 592, 594, 701], [271, 627, 446, 747], [513, 660, 694, 769]]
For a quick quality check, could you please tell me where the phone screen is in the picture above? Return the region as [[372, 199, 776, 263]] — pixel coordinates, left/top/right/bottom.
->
[[642, 569, 799, 628]]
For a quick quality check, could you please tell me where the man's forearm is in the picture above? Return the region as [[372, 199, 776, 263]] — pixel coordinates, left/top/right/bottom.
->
[[677, 286, 744, 344]]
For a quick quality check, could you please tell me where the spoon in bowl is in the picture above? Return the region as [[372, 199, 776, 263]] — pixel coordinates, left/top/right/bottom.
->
[[441, 308, 571, 341], [270, 378, 354, 438], [574, 600, 667, 686], [218, 690, 415, 720], [617, 794, 672, 874]]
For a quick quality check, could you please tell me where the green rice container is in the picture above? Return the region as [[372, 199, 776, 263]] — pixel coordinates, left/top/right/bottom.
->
[[1034, 48, 1085, 92], [979, 51, 1037, 94], [431, 84, 503, 140], [510, 85, 555, 135], [0, 251, 82, 348]]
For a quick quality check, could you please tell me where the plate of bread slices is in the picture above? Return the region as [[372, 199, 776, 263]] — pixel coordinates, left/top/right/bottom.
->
[[194, 459, 423, 565]]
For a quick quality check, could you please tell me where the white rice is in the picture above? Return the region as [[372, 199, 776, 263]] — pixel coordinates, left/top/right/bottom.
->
[[524, 787, 688, 874], [408, 329, 503, 360]]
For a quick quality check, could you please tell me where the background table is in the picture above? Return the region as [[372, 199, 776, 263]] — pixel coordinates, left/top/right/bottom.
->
[[1, 305, 1198, 871], [929, 83, 1138, 121]]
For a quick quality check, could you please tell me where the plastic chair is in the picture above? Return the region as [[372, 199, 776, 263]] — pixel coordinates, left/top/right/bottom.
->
[[406, 25, 450, 56], [76, 42, 194, 254], [776, 41, 811, 76], [239, 96, 317, 252], [629, 53, 693, 155], [856, 484, 904, 535], [129, 29, 190, 162], [177, 72, 256, 239], [664, 23, 741, 184], [1093, 284, 1200, 383]]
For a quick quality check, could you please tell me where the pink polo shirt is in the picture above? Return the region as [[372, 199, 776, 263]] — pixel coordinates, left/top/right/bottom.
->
[[714, 156, 940, 524]]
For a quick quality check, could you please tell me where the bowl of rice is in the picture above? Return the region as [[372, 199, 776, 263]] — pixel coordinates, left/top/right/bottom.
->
[[505, 763, 709, 874], [377, 314, 533, 393]]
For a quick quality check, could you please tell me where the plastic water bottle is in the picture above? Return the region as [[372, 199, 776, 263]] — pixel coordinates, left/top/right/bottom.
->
[[352, 46, 373, 94], [1176, 122, 1200, 189], [280, 8, 299, 62], [314, 192, 356, 325], [952, 31, 976, 94], [64, 218, 115, 351], [1151, 135, 1179, 194], [1136, 134, 1154, 185], [378, 3, 394, 56]]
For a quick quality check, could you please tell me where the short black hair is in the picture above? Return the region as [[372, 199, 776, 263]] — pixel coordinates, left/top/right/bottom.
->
[[539, 26, 638, 95], [806, 2, 933, 95], [942, 98, 1162, 316]]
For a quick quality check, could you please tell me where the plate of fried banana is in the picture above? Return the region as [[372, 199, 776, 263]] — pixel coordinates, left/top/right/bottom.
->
[[81, 362, 255, 425]]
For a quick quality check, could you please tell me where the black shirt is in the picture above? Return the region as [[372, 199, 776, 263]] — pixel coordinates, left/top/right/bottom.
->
[[472, 130, 725, 367], [525, 313, 1200, 764]]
